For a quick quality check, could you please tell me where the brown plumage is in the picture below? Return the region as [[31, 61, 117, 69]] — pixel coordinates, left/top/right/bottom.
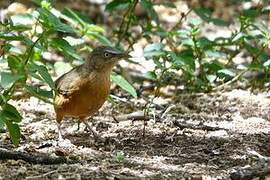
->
[[54, 46, 129, 141]]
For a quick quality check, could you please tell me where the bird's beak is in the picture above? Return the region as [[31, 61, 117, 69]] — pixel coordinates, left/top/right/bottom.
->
[[111, 52, 131, 62], [120, 52, 131, 59]]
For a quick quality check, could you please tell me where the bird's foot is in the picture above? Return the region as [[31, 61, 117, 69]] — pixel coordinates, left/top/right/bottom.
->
[[57, 138, 75, 148], [76, 120, 81, 132], [93, 134, 106, 143], [82, 121, 105, 142]]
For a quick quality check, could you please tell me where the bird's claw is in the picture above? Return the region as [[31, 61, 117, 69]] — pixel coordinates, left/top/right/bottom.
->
[[57, 138, 75, 148], [93, 135, 106, 143]]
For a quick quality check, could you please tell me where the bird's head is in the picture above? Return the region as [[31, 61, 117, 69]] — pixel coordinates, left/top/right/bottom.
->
[[88, 46, 129, 71]]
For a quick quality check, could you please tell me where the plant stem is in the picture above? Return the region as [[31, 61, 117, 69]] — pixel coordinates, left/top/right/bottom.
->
[[117, 0, 138, 45], [212, 70, 247, 91], [24, 32, 44, 66]]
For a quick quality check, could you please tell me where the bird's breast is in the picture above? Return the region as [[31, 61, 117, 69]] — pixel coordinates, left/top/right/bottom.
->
[[58, 71, 111, 118]]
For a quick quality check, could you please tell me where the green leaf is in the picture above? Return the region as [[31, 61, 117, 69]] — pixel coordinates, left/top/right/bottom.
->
[[32, 0, 53, 6], [170, 50, 195, 72], [193, 8, 211, 22], [248, 29, 264, 38], [0, 33, 33, 46], [242, 9, 259, 18], [262, 5, 270, 12], [156, 28, 169, 38], [7, 55, 23, 72], [144, 43, 163, 52], [61, 8, 93, 26], [188, 17, 201, 26], [243, 42, 258, 55], [193, 8, 229, 26], [5, 121, 20, 145], [9, 25, 33, 32], [144, 43, 165, 58], [205, 50, 226, 59], [204, 60, 223, 72], [28, 63, 55, 90], [41, 0, 53, 10], [10, 13, 34, 26], [50, 38, 82, 60], [115, 151, 125, 163], [0, 33, 25, 41], [85, 24, 105, 33], [0, 119, 4, 129], [145, 71, 157, 80], [248, 63, 264, 70], [211, 18, 230, 26], [9, 46, 23, 54], [37, 8, 75, 33], [111, 73, 137, 98], [159, 1, 176, 8], [217, 69, 235, 78], [232, 32, 247, 42], [25, 85, 54, 100], [175, 29, 191, 38], [206, 74, 217, 83], [54, 22, 75, 34], [105, 0, 131, 12], [85, 32, 112, 46], [0, 104, 22, 123], [0, 72, 22, 89], [140, 0, 159, 24], [181, 39, 194, 47], [63, 36, 84, 46], [263, 59, 270, 67], [191, 27, 200, 36], [197, 37, 213, 49]]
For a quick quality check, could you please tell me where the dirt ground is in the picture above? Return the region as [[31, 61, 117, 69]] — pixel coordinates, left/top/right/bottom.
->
[[0, 89, 269, 179]]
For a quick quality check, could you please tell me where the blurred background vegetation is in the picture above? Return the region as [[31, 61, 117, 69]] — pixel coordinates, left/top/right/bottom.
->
[[0, 0, 269, 144]]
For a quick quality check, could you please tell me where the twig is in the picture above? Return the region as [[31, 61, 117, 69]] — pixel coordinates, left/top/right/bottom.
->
[[26, 170, 58, 179], [0, 148, 69, 164], [110, 94, 128, 103], [230, 163, 270, 180], [161, 105, 176, 119], [173, 120, 225, 131], [151, 109, 156, 122], [212, 70, 248, 91], [24, 32, 45, 66], [117, 0, 138, 45], [171, 9, 192, 31], [114, 111, 149, 122]]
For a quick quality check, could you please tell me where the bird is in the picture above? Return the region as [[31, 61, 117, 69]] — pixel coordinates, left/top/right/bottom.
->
[[53, 46, 129, 142]]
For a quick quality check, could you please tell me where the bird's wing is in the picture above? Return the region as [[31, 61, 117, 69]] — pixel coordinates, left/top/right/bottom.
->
[[55, 66, 96, 97]]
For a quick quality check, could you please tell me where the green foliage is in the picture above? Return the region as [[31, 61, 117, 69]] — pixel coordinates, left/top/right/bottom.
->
[[0, 72, 23, 89], [111, 73, 137, 98], [193, 8, 229, 26], [0, 103, 22, 145], [114, 151, 125, 163], [105, 0, 131, 12], [106, 0, 270, 92], [140, 0, 159, 24]]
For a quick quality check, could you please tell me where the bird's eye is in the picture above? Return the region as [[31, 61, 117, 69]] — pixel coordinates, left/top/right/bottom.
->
[[104, 52, 110, 58]]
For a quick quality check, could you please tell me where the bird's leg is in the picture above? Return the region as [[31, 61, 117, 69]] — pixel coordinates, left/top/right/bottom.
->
[[76, 119, 81, 131], [79, 117, 104, 142], [56, 114, 64, 142], [57, 122, 64, 142], [82, 121, 99, 139], [56, 115, 74, 148]]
